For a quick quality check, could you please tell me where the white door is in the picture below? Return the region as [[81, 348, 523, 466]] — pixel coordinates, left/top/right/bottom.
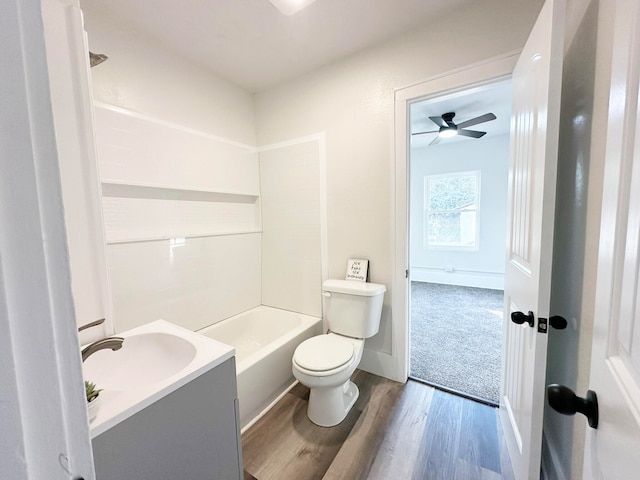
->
[[499, 1, 565, 478], [583, 0, 640, 477]]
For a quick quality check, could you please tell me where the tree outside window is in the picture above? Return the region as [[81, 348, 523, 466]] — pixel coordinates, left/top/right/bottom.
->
[[424, 171, 480, 250]]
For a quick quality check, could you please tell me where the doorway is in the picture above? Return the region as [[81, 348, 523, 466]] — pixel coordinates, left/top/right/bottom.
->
[[407, 78, 511, 405]]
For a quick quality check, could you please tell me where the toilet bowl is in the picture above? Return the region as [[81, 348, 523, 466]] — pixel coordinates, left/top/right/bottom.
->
[[292, 333, 364, 427], [292, 279, 386, 427]]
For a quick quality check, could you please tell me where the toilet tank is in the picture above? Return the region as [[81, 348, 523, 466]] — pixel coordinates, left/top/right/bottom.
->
[[323, 279, 386, 338]]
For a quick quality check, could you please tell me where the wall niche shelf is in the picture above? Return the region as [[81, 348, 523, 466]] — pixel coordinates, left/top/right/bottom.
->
[[101, 181, 259, 203], [93, 103, 262, 246], [100, 181, 262, 245]]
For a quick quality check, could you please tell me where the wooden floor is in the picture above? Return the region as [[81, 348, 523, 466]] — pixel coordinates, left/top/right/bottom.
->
[[242, 371, 514, 480]]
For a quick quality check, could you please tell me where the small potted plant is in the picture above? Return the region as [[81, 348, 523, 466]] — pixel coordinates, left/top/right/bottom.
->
[[85, 380, 103, 422]]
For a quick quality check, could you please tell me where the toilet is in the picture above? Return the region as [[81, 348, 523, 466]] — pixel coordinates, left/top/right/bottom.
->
[[292, 279, 386, 427]]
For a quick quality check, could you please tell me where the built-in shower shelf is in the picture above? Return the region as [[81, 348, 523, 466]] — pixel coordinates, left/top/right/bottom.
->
[[100, 181, 262, 244], [101, 181, 259, 203], [93, 103, 262, 245]]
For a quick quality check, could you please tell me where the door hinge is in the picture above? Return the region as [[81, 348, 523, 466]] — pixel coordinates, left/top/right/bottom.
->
[[405, 269, 409, 279]]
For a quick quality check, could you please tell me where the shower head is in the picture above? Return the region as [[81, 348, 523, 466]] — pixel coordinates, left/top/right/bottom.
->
[[89, 51, 108, 68]]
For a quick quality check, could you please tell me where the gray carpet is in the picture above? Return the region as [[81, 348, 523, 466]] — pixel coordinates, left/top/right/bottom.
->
[[410, 282, 503, 404]]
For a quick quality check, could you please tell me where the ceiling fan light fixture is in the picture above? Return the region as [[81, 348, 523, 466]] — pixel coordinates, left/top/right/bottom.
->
[[439, 127, 458, 138], [269, 0, 319, 16]]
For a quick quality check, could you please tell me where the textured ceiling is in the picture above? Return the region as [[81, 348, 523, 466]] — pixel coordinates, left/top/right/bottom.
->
[[81, 0, 476, 92]]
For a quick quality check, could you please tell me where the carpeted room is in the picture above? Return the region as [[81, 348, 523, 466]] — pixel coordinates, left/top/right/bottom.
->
[[409, 85, 510, 404]]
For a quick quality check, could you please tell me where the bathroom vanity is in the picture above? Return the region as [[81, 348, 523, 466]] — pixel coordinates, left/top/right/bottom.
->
[[85, 321, 243, 480]]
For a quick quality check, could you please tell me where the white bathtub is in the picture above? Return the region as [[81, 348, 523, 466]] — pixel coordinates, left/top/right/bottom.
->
[[198, 305, 322, 430]]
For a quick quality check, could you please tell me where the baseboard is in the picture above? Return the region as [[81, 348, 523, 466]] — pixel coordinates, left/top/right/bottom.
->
[[410, 267, 504, 290], [358, 348, 405, 383], [541, 430, 568, 480]]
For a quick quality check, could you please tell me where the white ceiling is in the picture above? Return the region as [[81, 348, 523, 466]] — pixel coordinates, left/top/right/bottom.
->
[[82, 0, 514, 143], [81, 0, 476, 93], [410, 79, 513, 148]]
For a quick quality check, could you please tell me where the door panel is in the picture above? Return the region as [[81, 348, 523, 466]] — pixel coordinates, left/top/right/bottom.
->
[[500, 1, 565, 478], [585, 0, 640, 477]]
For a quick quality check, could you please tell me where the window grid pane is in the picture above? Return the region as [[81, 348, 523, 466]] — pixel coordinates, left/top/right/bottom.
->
[[424, 171, 480, 249]]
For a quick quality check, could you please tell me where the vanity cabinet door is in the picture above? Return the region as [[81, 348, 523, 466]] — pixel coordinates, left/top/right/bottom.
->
[[92, 358, 243, 480]]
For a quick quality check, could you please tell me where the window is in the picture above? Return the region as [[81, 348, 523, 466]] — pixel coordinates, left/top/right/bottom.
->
[[424, 171, 480, 250]]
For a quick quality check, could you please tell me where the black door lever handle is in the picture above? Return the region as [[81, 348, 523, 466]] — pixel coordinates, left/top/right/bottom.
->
[[547, 384, 598, 428], [549, 315, 568, 329], [511, 311, 535, 327]]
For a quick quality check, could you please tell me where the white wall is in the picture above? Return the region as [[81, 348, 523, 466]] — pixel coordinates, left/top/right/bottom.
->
[[107, 234, 261, 332], [81, 5, 262, 333], [81, 3, 256, 146], [260, 137, 325, 318], [255, 0, 544, 372], [410, 134, 509, 289]]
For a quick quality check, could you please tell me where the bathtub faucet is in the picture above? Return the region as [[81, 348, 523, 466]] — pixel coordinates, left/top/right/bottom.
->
[[82, 337, 125, 362]]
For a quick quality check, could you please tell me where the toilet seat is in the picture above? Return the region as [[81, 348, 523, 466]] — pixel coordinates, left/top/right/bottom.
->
[[293, 334, 355, 372]]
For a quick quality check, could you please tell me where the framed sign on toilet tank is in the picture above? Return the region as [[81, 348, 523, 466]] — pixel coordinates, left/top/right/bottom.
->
[[346, 258, 369, 282]]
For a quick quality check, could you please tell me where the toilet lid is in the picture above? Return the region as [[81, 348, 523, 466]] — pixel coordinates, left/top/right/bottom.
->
[[294, 335, 354, 372]]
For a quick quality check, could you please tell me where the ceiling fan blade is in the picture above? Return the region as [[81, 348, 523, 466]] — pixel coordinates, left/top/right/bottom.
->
[[456, 113, 496, 129], [429, 135, 442, 146], [457, 129, 487, 138], [429, 116, 448, 128], [411, 130, 439, 136]]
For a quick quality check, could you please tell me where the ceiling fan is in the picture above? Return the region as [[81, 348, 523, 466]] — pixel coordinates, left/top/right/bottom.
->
[[412, 112, 497, 145]]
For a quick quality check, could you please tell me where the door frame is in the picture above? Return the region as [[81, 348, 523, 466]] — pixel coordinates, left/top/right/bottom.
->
[[392, 51, 519, 383], [583, 0, 640, 476]]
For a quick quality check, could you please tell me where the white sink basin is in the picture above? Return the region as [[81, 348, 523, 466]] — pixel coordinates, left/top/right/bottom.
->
[[83, 332, 197, 389], [82, 320, 234, 438]]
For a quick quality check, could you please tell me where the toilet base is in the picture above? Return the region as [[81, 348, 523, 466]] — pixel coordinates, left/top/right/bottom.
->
[[307, 380, 360, 427]]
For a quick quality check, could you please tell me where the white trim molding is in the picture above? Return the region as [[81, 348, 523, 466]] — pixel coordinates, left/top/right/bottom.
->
[[392, 51, 519, 382], [541, 431, 568, 480], [410, 268, 504, 290]]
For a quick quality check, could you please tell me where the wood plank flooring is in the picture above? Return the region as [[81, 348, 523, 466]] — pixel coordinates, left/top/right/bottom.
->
[[242, 371, 514, 480]]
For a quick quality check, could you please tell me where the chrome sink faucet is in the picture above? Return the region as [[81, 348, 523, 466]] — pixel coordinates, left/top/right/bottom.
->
[[81, 337, 125, 362]]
